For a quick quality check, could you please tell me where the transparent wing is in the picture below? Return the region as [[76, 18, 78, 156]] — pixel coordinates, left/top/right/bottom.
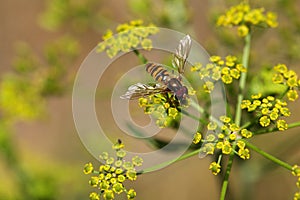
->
[[120, 83, 169, 100], [172, 35, 192, 75]]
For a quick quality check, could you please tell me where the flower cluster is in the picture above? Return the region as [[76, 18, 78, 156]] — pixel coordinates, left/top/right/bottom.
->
[[138, 93, 183, 128], [199, 116, 253, 175], [83, 140, 143, 200], [292, 165, 300, 200], [241, 94, 290, 131], [97, 20, 159, 58], [272, 64, 300, 101], [216, 2, 278, 37], [191, 55, 246, 93]]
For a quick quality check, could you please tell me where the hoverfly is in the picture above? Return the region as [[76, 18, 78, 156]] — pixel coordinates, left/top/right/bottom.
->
[[120, 35, 192, 103]]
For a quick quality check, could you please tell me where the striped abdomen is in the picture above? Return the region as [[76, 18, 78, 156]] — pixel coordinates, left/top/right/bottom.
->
[[145, 63, 170, 83]]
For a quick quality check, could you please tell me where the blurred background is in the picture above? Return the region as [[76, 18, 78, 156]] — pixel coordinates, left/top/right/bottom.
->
[[0, 0, 300, 199]]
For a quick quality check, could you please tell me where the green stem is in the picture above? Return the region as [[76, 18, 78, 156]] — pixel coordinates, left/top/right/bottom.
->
[[235, 33, 251, 126], [181, 109, 201, 122], [243, 140, 293, 171], [133, 49, 148, 64], [190, 99, 223, 127], [219, 149, 235, 200], [220, 33, 251, 200], [139, 148, 201, 174], [255, 121, 300, 135]]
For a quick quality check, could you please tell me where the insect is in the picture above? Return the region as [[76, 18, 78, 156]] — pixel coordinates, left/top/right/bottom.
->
[[120, 35, 192, 103]]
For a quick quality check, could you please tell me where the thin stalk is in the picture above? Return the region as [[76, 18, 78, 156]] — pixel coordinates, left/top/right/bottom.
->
[[190, 99, 223, 128], [133, 49, 148, 64], [181, 109, 201, 122], [255, 121, 300, 135], [219, 149, 235, 200], [243, 140, 293, 171], [139, 148, 201, 174], [235, 33, 251, 126]]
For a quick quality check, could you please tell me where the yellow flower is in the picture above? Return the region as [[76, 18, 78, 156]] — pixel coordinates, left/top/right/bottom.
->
[[216, 2, 278, 36], [192, 132, 202, 144], [251, 93, 262, 99], [221, 67, 230, 75], [287, 89, 299, 101], [229, 133, 237, 141], [225, 55, 237, 63], [203, 81, 214, 93], [218, 133, 225, 139], [89, 192, 100, 200], [238, 25, 249, 37], [230, 68, 241, 79], [209, 162, 221, 175], [204, 143, 215, 155], [241, 99, 251, 109], [241, 129, 252, 138], [287, 76, 298, 87], [168, 107, 178, 119], [238, 148, 250, 159], [130, 19, 144, 26], [207, 121, 217, 130], [210, 55, 222, 62], [89, 176, 99, 187], [292, 165, 300, 177], [191, 63, 202, 71], [220, 115, 231, 123], [272, 73, 284, 84], [116, 23, 130, 33], [274, 64, 288, 73], [103, 29, 113, 41], [138, 98, 148, 107], [237, 140, 246, 149], [245, 9, 263, 24], [266, 12, 278, 28], [222, 141, 232, 154], [277, 119, 288, 131], [229, 123, 239, 132], [103, 190, 114, 200], [212, 68, 221, 80], [127, 189, 137, 199], [216, 141, 223, 149], [259, 116, 270, 127], [83, 162, 94, 174], [141, 38, 152, 50], [222, 74, 233, 84]]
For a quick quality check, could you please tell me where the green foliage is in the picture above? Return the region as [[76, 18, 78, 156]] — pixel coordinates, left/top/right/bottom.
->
[[0, 74, 44, 122], [39, 0, 104, 32], [0, 1, 80, 199], [0, 35, 79, 124], [128, 0, 190, 29], [42, 36, 79, 95]]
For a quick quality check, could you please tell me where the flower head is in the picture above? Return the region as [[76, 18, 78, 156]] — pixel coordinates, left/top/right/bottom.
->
[[84, 140, 143, 200], [192, 55, 246, 93], [273, 64, 299, 101], [97, 20, 159, 58], [241, 94, 291, 131], [217, 2, 278, 37], [137, 91, 190, 128]]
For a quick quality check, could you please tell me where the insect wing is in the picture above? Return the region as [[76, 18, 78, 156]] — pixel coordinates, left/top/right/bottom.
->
[[120, 83, 168, 100], [172, 35, 192, 75]]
